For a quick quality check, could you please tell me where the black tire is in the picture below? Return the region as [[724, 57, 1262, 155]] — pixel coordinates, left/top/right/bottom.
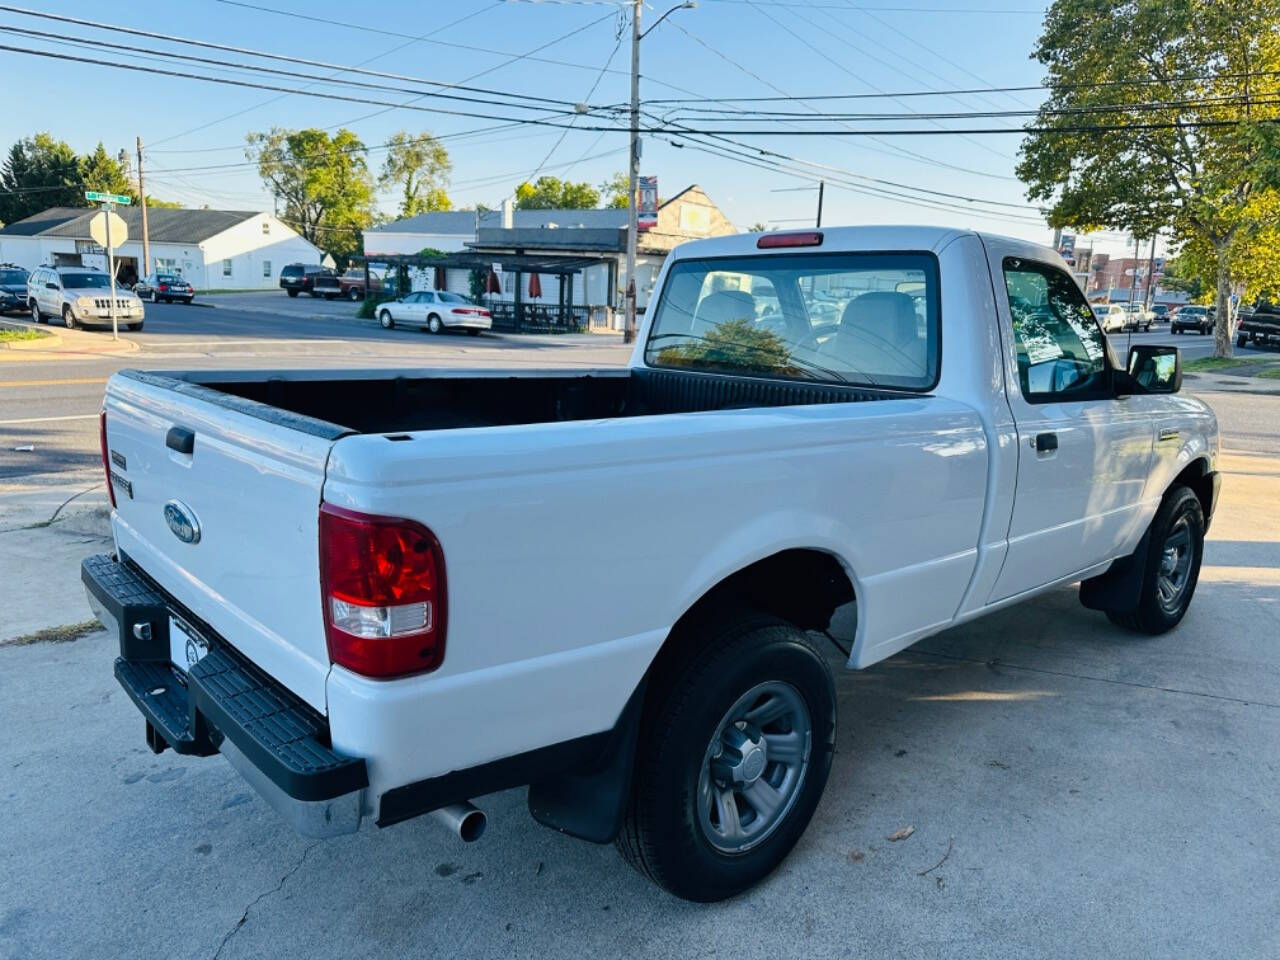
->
[[62, 305, 78, 330], [1237, 333, 1247, 347], [616, 612, 835, 902], [1106, 486, 1204, 635], [379, 310, 394, 330], [286, 289, 299, 298], [127, 321, 143, 332], [30, 300, 43, 324], [427, 314, 443, 334], [149, 290, 158, 304], [466, 328, 481, 336], [347, 287, 363, 301]]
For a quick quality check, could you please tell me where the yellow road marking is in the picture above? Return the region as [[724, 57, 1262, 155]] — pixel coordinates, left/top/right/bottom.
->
[[0, 376, 107, 388]]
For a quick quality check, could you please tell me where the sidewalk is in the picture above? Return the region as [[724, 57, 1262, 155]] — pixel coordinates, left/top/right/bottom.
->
[[0, 318, 138, 363], [0, 468, 111, 643]]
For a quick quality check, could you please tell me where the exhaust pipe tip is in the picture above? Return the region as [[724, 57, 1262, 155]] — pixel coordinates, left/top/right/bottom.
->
[[429, 802, 487, 843]]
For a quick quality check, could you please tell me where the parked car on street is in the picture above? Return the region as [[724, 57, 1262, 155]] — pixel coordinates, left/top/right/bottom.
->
[[376, 290, 492, 334], [1091, 303, 1112, 326], [1236, 300, 1280, 348], [0, 263, 29, 314], [278, 263, 333, 297], [84, 227, 1218, 902], [133, 273, 194, 304], [1150, 304, 1169, 323], [1098, 304, 1127, 332], [1171, 304, 1214, 335], [28, 265, 144, 330], [338, 268, 384, 301]]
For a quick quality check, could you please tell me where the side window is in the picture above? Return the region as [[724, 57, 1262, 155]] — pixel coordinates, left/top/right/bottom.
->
[[421, 292, 436, 303], [1002, 258, 1108, 401]]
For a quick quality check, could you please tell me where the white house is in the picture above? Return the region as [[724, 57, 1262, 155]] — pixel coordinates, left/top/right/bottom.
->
[[0, 207, 323, 290]]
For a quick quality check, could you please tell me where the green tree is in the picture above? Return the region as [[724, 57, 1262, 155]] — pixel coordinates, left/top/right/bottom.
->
[[246, 127, 375, 263], [1164, 201, 1280, 309], [0, 134, 82, 224], [1017, 0, 1280, 357], [514, 176, 600, 210], [379, 130, 452, 218], [749, 222, 768, 233], [144, 197, 184, 209], [656, 317, 795, 375], [599, 171, 630, 209], [79, 142, 135, 200]]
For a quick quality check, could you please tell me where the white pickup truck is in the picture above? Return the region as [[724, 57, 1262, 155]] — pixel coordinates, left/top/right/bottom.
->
[[83, 227, 1219, 902]]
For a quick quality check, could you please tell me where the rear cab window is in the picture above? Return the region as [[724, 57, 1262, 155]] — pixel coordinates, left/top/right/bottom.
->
[[644, 251, 940, 390]]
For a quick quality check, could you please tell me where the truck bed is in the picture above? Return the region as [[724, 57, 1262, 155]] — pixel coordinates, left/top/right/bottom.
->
[[121, 367, 900, 436]]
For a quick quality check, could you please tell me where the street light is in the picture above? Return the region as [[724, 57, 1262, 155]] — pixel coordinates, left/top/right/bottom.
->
[[624, 1, 697, 345]]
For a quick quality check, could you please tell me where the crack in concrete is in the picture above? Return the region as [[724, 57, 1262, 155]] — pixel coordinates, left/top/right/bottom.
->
[[212, 843, 319, 960], [911, 649, 1280, 711]]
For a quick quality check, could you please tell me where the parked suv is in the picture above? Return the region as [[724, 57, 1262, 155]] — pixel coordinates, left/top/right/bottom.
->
[[27, 265, 144, 331], [1171, 304, 1214, 335], [279, 263, 333, 297], [0, 263, 29, 314]]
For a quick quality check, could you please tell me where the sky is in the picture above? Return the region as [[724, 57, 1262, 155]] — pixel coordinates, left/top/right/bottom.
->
[[0, 0, 1162, 258]]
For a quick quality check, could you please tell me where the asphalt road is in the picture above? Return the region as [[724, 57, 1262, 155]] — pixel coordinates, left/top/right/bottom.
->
[[0, 301, 630, 479], [1, 308, 1279, 959]]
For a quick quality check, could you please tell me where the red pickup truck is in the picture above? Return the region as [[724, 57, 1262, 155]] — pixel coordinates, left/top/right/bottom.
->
[[338, 269, 385, 301]]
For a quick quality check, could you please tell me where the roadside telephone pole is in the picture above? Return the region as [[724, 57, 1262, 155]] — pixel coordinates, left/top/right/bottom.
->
[[1142, 235, 1157, 310], [136, 137, 151, 279], [623, 0, 641, 345]]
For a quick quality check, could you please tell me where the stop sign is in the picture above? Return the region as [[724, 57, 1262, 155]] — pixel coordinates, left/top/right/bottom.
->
[[88, 210, 128, 248]]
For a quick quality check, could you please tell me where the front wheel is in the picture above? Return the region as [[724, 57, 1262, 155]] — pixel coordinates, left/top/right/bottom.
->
[[30, 300, 43, 324], [616, 613, 835, 902], [347, 287, 363, 301], [379, 310, 394, 329], [126, 321, 143, 331], [427, 314, 443, 334], [62, 305, 78, 330], [1107, 486, 1204, 635], [149, 290, 158, 304]]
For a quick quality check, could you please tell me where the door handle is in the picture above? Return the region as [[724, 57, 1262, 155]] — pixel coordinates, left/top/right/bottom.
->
[[166, 426, 195, 454], [1034, 432, 1058, 453]]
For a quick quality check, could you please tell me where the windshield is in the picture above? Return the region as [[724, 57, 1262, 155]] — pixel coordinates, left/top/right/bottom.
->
[[0, 269, 26, 284], [63, 273, 110, 289], [644, 251, 940, 390], [437, 291, 473, 305], [157, 274, 181, 283]]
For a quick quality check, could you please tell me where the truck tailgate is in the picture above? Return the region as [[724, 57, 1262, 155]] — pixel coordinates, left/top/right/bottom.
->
[[103, 371, 341, 711]]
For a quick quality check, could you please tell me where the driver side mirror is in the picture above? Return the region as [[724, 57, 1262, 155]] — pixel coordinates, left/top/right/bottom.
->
[[1119, 344, 1182, 395]]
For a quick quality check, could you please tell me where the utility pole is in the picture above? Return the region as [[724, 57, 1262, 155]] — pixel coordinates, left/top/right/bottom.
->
[[623, 0, 642, 345], [816, 180, 824, 228], [1126, 234, 1141, 307], [1142, 235, 1157, 310], [136, 137, 151, 279]]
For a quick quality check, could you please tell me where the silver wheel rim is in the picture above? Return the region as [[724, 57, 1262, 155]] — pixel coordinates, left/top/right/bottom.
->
[[380, 313, 391, 327], [1157, 515, 1195, 613], [429, 316, 441, 333], [697, 681, 812, 855]]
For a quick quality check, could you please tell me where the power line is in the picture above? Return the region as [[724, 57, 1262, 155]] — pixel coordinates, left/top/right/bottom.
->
[[658, 15, 1018, 180], [144, 1, 507, 150], [0, 5, 593, 110]]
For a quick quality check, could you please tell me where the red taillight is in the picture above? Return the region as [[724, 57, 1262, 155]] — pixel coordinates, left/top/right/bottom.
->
[[159, 283, 168, 291], [99, 409, 116, 509], [319, 503, 447, 679], [757, 231, 824, 249], [479, 309, 490, 317]]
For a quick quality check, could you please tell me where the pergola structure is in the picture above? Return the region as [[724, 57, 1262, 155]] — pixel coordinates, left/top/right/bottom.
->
[[352, 252, 606, 333]]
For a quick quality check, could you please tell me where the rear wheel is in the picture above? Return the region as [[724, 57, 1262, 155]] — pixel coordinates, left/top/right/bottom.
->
[[1237, 333, 1248, 347], [286, 289, 299, 298], [62, 305, 78, 330], [1107, 486, 1204, 635], [616, 613, 835, 902], [427, 314, 443, 334], [379, 310, 394, 329]]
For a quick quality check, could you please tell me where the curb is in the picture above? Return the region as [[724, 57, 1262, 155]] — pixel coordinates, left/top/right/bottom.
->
[[0, 318, 138, 361]]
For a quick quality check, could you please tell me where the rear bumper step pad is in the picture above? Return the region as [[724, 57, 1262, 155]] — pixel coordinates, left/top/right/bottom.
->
[[84, 553, 367, 803]]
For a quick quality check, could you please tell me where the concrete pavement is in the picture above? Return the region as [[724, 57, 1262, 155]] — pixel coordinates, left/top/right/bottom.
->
[[1, 383, 1278, 958]]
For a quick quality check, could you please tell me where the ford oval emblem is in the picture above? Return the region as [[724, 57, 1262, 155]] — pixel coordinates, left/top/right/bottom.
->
[[163, 500, 201, 544]]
